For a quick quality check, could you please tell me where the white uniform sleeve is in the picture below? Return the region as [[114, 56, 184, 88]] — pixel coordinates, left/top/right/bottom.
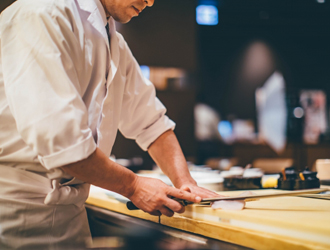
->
[[118, 39, 176, 151], [0, 5, 96, 169]]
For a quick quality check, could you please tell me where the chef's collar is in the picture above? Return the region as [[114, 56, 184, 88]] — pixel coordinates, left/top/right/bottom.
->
[[93, 0, 108, 26]]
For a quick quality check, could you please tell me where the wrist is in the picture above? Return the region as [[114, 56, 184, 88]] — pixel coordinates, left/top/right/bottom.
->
[[173, 176, 197, 189], [120, 170, 139, 199]]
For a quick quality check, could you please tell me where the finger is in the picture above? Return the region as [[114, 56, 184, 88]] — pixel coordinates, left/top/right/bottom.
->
[[197, 189, 219, 198], [167, 188, 201, 203], [180, 186, 191, 192], [202, 187, 220, 196], [188, 186, 219, 198], [164, 198, 185, 213], [180, 184, 218, 198], [159, 206, 174, 217], [149, 211, 161, 216], [176, 205, 185, 214]]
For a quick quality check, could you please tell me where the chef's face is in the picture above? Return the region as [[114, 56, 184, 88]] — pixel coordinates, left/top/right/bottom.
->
[[100, 0, 154, 23]]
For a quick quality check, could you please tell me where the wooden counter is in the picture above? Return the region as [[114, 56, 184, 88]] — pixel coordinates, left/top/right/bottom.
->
[[86, 188, 330, 250]]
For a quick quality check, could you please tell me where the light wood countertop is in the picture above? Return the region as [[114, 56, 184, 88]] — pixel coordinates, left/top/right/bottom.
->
[[86, 187, 330, 250]]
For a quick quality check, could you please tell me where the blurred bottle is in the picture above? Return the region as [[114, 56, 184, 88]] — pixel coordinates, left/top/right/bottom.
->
[[286, 89, 304, 143]]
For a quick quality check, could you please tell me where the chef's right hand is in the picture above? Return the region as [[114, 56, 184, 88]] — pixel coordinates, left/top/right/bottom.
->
[[127, 176, 201, 217]]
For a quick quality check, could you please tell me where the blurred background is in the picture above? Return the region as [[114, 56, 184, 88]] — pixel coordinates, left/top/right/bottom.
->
[[115, 0, 330, 173], [1, 0, 330, 173], [2, 2, 329, 248]]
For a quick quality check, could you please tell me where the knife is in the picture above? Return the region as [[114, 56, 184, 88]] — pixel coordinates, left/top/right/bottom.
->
[[126, 188, 328, 210]]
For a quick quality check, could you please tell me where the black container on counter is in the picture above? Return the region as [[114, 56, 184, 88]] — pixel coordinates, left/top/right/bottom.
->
[[277, 167, 320, 190], [294, 168, 320, 190], [277, 167, 297, 190], [224, 176, 262, 191]]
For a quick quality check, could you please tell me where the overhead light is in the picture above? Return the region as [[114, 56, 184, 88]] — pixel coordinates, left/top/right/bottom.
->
[[140, 65, 150, 79], [316, 0, 325, 3], [218, 121, 233, 140], [196, 5, 218, 26]]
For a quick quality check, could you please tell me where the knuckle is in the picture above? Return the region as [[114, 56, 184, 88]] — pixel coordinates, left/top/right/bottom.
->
[[145, 207, 153, 213], [178, 190, 184, 198]]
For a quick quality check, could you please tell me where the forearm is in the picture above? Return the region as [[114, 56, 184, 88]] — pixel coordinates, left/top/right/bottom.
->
[[61, 147, 137, 198], [147, 129, 196, 188], [61, 145, 202, 217]]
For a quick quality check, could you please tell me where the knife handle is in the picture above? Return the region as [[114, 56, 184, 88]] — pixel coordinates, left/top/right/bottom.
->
[[126, 201, 139, 210], [126, 198, 194, 211]]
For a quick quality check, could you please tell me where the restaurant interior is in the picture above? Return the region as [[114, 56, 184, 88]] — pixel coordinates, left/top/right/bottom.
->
[[111, 0, 330, 174], [1, 0, 330, 249]]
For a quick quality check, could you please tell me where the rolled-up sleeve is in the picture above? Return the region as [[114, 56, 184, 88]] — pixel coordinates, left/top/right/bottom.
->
[[1, 5, 96, 169], [118, 40, 175, 151]]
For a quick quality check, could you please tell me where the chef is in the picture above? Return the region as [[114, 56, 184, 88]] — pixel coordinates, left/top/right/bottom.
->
[[0, 0, 217, 248]]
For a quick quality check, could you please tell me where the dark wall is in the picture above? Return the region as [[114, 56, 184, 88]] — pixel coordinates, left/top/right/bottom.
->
[[116, 0, 197, 71], [113, 0, 199, 160], [111, 90, 197, 161], [0, 0, 15, 12], [197, 0, 330, 120]]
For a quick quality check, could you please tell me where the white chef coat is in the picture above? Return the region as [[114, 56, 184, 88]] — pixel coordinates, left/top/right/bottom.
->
[[0, 0, 175, 248]]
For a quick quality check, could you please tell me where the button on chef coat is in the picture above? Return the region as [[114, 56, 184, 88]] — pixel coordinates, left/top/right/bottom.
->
[[0, 0, 175, 194]]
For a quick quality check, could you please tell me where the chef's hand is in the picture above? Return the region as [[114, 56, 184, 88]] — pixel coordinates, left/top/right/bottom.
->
[[179, 183, 220, 199], [127, 176, 202, 217]]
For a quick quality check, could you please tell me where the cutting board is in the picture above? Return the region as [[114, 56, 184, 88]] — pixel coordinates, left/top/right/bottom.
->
[[86, 188, 330, 250]]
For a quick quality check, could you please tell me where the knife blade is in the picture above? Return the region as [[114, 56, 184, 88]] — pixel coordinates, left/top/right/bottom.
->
[[126, 188, 328, 210]]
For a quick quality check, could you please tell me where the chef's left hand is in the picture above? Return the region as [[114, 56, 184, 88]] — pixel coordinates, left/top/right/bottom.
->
[[179, 183, 220, 199]]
